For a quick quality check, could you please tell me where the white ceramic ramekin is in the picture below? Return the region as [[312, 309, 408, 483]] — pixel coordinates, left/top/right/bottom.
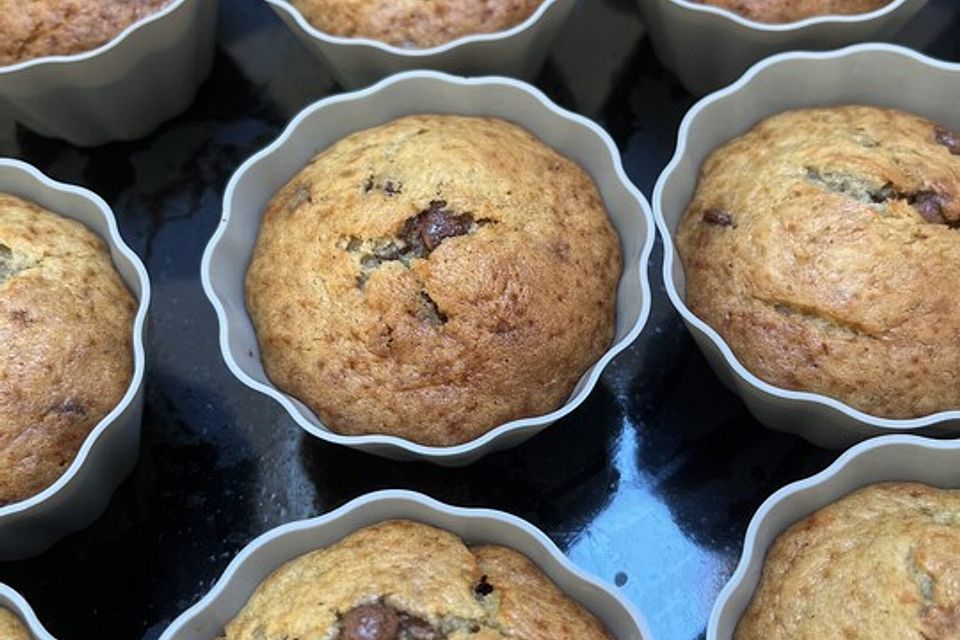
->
[[203, 70, 653, 466], [0, 0, 219, 147], [654, 43, 960, 449], [0, 583, 56, 640], [0, 159, 150, 560], [635, 0, 928, 95], [709, 435, 960, 639], [161, 490, 651, 640], [263, 0, 576, 88]]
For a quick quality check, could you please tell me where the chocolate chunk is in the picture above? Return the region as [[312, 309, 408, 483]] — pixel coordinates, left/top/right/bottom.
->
[[384, 180, 403, 196], [363, 175, 375, 193], [935, 126, 960, 155], [341, 603, 400, 640], [49, 399, 87, 417], [702, 208, 734, 227], [474, 575, 494, 597], [9, 309, 30, 325], [910, 190, 949, 224], [400, 201, 474, 258]]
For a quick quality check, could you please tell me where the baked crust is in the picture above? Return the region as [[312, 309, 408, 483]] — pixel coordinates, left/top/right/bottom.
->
[[0, 193, 135, 505], [676, 105, 960, 418], [736, 482, 960, 639], [222, 519, 612, 640], [246, 114, 620, 445], [0, 608, 31, 640], [696, 0, 891, 23], [289, 0, 545, 48], [0, 0, 170, 65]]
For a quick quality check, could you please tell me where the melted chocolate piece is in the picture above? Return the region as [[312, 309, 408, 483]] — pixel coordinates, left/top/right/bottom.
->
[[339, 604, 446, 640], [400, 201, 474, 258], [341, 603, 400, 640], [48, 399, 87, 417], [935, 126, 960, 156], [910, 190, 949, 224], [474, 575, 494, 597], [702, 208, 734, 227]]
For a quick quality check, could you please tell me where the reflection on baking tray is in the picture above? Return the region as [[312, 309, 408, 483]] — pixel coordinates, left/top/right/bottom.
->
[[297, 382, 621, 546]]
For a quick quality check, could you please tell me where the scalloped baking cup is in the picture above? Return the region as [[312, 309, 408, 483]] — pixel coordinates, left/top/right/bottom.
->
[[0, 583, 56, 640], [0, 0, 218, 146], [635, 0, 928, 95], [0, 160, 150, 560], [708, 435, 960, 639], [203, 70, 653, 466], [161, 490, 651, 640], [263, 0, 577, 88], [654, 43, 960, 449]]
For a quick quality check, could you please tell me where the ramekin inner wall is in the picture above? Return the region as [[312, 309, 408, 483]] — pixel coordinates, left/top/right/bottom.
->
[[213, 75, 648, 437]]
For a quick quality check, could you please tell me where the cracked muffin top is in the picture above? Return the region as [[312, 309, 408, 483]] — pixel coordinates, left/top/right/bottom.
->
[[0, 608, 31, 640], [694, 0, 892, 23], [245, 114, 621, 446], [736, 482, 960, 639], [676, 105, 960, 419], [0, 193, 135, 505], [221, 519, 613, 640], [288, 0, 546, 48], [0, 0, 171, 65]]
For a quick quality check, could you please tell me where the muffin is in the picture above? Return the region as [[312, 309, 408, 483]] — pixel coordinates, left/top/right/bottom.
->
[[676, 105, 960, 419], [695, 0, 892, 23], [288, 0, 546, 48], [222, 519, 613, 640], [736, 482, 960, 639], [245, 114, 621, 446], [0, 0, 171, 65], [0, 608, 30, 640], [0, 193, 135, 505]]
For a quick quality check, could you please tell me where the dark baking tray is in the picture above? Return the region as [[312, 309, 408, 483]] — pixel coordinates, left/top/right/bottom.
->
[[1, 1, 957, 638]]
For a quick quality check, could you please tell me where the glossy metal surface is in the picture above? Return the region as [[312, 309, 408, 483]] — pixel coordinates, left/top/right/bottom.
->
[[0, 1, 957, 638]]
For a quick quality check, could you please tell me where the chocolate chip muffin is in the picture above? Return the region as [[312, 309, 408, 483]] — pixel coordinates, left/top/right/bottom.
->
[[221, 520, 613, 640], [288, 0, 545, 48], [696, 0, 891, 23], [676, 105, 960, 419], [737, 482, 960, 639], [0, 0, 171, 65], [246, 114, 621, 445], [0, 608, 31, 640], [0, 193, 136, 505]]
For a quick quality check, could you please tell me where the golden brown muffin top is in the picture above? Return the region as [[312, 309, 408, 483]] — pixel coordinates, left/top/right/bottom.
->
[[736, 482, 960, 639], [696, 0, 892, 23], [676, 105, 960, 419], [222, 519, 613, 640], [0, 193, 135, 505], [289, 0, 546, 48], [0, 0, 171, 65], [0, 608, 31, 640], [245, 115, 620, 446]]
